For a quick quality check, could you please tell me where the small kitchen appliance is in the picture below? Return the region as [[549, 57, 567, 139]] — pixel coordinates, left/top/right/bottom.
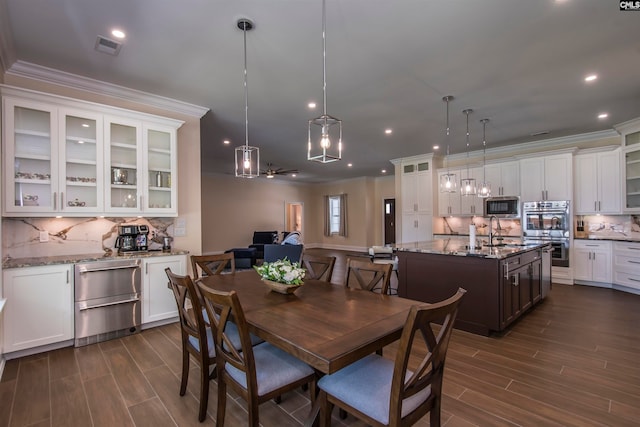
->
[[115, 224, 149, 253], [162, 236, 172, 252]]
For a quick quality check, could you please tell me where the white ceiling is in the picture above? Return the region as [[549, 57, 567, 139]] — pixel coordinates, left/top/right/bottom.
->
[[2, 0, 640, 183]]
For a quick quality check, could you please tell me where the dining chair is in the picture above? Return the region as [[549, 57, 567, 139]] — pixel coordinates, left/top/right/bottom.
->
[[344, 258, 393, 294], [369, 246, 399, 295], [190, 253, 235, 279], [317, 288, 466, 427], [302, 253, 336, 282], [196, 283, 317, 427], [263, 243, 304, 264], [165, 268, 216, 422]]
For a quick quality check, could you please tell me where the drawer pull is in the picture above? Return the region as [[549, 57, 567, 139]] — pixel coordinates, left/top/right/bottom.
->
[[627, 260, 640, 265], [629, 277, 640, 283]]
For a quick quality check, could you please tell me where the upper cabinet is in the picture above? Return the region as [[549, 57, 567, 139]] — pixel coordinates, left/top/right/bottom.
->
[[619, 119, 640, 212], [397, 155, 434, 243], [437, 166, 484, 216], [2, 87, 183, 217], [519, 153, 572, 202], [574, 149, 621, 215], [483, 161, 520, 197]]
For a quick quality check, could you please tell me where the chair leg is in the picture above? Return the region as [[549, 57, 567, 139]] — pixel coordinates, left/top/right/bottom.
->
[[274, 395, 282, 404], [198, 360, 210, 422], [319, 391, 333, 427], [216, 373, 227, 427], [339, 408, 347, 419], [248, 398, 260, 427], [179, 347, 190, 396]]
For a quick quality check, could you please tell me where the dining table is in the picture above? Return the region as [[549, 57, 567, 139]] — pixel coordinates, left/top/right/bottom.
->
[[197, 269, 419, 375]]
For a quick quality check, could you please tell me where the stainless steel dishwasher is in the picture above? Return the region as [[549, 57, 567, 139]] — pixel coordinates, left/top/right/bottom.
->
[[74, 258, 142, 347]]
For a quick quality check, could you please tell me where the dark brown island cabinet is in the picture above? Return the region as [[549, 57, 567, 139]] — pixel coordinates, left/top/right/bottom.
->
[[397, 246, 550, 336]]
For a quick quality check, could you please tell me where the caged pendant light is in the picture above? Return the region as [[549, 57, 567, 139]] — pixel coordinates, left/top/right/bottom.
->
[[439, 95, 457, 193], [308, 0, 342, 163], [235, 18, 260, 178], [478, 118, 492, 198], [460, 108, 477, 196]]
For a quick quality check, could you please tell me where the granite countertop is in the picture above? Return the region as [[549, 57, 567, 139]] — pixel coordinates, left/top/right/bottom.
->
[[396, 237, 547, 259], [574, 234, 640, 243], [3, 249, 190, 269]]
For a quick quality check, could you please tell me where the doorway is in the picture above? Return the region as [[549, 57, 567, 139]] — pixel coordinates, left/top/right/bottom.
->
[[285, 202, 303, 237], [384, 198, 396, 245]]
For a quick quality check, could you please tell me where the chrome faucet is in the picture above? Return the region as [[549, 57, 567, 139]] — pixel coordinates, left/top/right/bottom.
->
[[488, 215, 502, 247]]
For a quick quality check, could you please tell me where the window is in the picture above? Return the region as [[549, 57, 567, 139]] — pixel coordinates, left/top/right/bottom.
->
[[324, 194, 347, 237], [329, 195, 341, 234]]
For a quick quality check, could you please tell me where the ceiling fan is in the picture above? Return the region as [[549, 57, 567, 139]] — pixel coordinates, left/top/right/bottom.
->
[[261, 163, 299, 178]]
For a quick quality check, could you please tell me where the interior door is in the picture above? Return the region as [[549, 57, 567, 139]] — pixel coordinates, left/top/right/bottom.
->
[[384, 198, 396, 245]]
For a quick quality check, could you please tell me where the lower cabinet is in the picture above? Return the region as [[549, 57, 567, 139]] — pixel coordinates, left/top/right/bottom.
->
[[142, 255, 186, 324], [401, 212, 432, 243], [573, 240, 612, 284], [500, 249, 542, 330], [612, 241, 640, 290], [3, 264, 74, 353]]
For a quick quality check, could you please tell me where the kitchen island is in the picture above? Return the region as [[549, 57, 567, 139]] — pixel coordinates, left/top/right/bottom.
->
[[397, 238, 551, 336]]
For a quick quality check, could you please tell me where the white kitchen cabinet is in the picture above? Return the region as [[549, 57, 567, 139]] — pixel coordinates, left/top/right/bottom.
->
[[399, 155, 434, 242], [519, 153, 572, 202], [612, 241, 640, 290], [142, 255, 186, 324], [2, 86, 183, 217], [105, 118, 178, 216], [460, 166, 484, 216], [573, 240, 611, 284], [2, 264, 74, 353], [483, 161, 520, 196], [621, 122, 640, 212], [574, 149, 621, 215], [438, 169, 461, 216]]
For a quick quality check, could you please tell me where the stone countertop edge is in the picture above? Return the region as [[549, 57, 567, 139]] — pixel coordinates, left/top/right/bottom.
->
[[574, 235, 640, 242], [396, 239, 548, 260], [2, 250, 190, 269]]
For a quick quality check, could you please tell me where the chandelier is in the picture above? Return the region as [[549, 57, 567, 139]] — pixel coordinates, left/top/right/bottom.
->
[[478, 118, 492, 198], [439, 95, 457, 193], [460, 108, 477, 196]]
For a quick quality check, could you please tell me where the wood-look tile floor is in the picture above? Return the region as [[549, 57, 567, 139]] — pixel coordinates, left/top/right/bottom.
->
[[2, 248, 640, 426]]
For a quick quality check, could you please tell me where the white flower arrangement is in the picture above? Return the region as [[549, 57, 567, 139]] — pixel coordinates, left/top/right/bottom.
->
[[254, 258, 306, 285]]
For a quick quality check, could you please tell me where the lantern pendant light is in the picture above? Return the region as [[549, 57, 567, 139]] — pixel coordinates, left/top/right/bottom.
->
[[439, 95, 457, 193], [308, 0, 342, 163], [235, 18, 260, 178], [478, 118, 492, 198], [460, 108, 477, 196]]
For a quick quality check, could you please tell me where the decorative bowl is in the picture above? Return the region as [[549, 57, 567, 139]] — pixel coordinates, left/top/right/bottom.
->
[[262, 279, 302, 294]]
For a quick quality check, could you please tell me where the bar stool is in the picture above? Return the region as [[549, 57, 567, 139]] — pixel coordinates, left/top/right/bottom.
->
[[369, 246, 398, 295]]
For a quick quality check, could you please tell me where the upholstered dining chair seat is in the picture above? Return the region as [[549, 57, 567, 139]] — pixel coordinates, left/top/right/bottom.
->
[[317, 354, 431, 425], [225, 341, 316, 397]]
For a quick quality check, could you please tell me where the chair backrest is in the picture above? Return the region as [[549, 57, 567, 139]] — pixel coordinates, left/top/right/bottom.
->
[[197, 284, 258, 393], [389, 288, 466, 426], [344, 258, 392, 294], [253, 231, 278, 245], [302, 254, 336, 282], [165, 268, 209, 354], [191, 253, 235, 279], [263, 244, 304, 264]]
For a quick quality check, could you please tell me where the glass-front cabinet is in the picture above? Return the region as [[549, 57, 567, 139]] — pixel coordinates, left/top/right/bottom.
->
[[2, 87, 183, 217], [623, 129, 640, 211], [4, 99, 57, 214]]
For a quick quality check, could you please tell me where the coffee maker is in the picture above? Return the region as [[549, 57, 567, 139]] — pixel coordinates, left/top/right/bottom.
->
[[115, 224, 149, 253]]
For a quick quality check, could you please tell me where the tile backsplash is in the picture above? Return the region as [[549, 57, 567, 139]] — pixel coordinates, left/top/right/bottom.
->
[[2, 217, 175, 259], [434, 216, 522, 237], [575, 215, 640, 240]]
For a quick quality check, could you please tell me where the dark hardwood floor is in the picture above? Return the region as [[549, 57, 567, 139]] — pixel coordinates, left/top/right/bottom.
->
[[1, 248, 639, 426]]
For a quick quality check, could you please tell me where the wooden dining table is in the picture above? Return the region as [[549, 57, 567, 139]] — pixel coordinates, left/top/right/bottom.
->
[[197, 269, 419, 375]]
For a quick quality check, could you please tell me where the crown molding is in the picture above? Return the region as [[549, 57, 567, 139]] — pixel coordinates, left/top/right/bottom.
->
[[0, 1, 16, 74], [614, 117, 640, 135], [6, 60, 209, 118]]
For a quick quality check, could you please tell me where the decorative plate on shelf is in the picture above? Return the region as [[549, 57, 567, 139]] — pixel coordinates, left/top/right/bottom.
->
[[262, 279, 302, 294]]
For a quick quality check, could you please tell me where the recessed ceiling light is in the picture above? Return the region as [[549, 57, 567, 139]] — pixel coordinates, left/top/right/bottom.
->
[[381, 169, 387, 174], [585, 74, 598, 82], [384, 129, 392, 135], [291, 174, 297, 177], [77, 140, 85, 144], [81, 123, 90, 128], [433, 145, 440, 150], [308, 102, 317, 109], [223, 139, 230, 145], [598, 113, 609, 119], [348, 163, 353, 167], [111, 29, 126, 39]]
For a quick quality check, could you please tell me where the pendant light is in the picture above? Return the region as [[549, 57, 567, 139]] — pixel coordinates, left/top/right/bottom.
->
[[235, 18, 260, 178], [460, 108, 477, 196], [439, 95, 457, 193], [478, 118, 492, 198], [308, 0, 342, 163]]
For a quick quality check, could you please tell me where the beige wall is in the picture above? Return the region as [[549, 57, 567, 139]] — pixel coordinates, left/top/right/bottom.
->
[[200, 173, 397, 254], [3, 74, 203, 259]]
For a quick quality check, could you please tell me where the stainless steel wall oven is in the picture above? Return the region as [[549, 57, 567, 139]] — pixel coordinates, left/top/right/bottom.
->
[[522, 200, 571, 267], [74, 259, 142, 347]]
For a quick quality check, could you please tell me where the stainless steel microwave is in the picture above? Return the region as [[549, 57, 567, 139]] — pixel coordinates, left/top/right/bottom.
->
[[484, 196, 520, 218]]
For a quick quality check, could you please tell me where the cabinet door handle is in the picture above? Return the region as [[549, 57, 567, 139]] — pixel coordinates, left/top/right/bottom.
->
[[53, 192, 57, 210], [598, 201, 601, 211], [513, 275, 519, 287], [595, 201, 597, 211], [67, 270, 70, 284], [629, 277, 640, 283], [588, 252, 591, 260], [628, 260, 640, 264], [60, 192, 64, 209]]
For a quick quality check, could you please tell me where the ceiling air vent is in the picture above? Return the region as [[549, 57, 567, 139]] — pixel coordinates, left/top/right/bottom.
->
[[95, 35, 122, 56]]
